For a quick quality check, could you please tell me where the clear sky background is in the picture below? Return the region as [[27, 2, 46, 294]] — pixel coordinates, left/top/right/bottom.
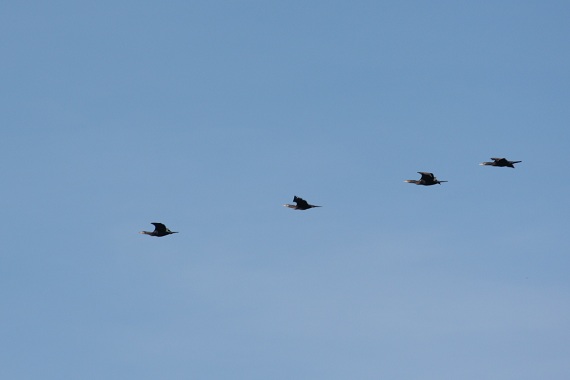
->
[[1, 1, 570, 379]]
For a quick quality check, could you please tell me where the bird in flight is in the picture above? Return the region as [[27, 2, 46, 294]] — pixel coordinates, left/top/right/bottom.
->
[[283, 196, 321, 210], [479, 157, 522, 168], [140, 223, 178, 237], [404, 172, 447, 186]]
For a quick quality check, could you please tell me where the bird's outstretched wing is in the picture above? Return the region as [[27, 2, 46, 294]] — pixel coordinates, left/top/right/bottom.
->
[[151, 223, 167, 234], [418, 172, 435, 181], [294, 196, 310, 209]]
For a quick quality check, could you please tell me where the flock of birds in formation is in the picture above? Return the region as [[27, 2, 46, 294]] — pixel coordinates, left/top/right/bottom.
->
[[140, 157, 522, 237]]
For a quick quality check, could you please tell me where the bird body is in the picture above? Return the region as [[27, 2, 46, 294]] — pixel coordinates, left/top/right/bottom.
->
[[283, 196, 321, 210], [480, 157, 522, 168], [140, 223, 178, 237], [404, 172, 447, 186]]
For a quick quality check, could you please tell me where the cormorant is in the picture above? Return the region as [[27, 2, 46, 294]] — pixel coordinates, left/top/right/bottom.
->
[[479, 157, 522, 168], [140, 223, 178, 237], [283, 196, 321, 210], [404, 172, 447, 186]]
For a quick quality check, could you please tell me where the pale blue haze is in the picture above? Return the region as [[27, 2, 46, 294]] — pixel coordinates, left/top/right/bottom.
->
[[1, 1, 569, 379]]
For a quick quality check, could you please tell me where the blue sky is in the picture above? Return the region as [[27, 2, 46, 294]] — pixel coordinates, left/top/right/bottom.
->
[[1, 1, 570, 379]]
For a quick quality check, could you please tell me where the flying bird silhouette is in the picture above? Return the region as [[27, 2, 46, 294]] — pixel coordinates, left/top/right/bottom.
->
[[479, 157, 522, 168], [404, 172, 447, 186], [140, 223, 178, 237], [283, 196, 321, 210]]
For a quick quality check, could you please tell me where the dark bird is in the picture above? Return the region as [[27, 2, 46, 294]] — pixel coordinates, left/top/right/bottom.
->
[[140, 223, 178, 237], [404, 172, 447, 186], [283, 196, 321, 210], [479, 157, 522, 168]]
